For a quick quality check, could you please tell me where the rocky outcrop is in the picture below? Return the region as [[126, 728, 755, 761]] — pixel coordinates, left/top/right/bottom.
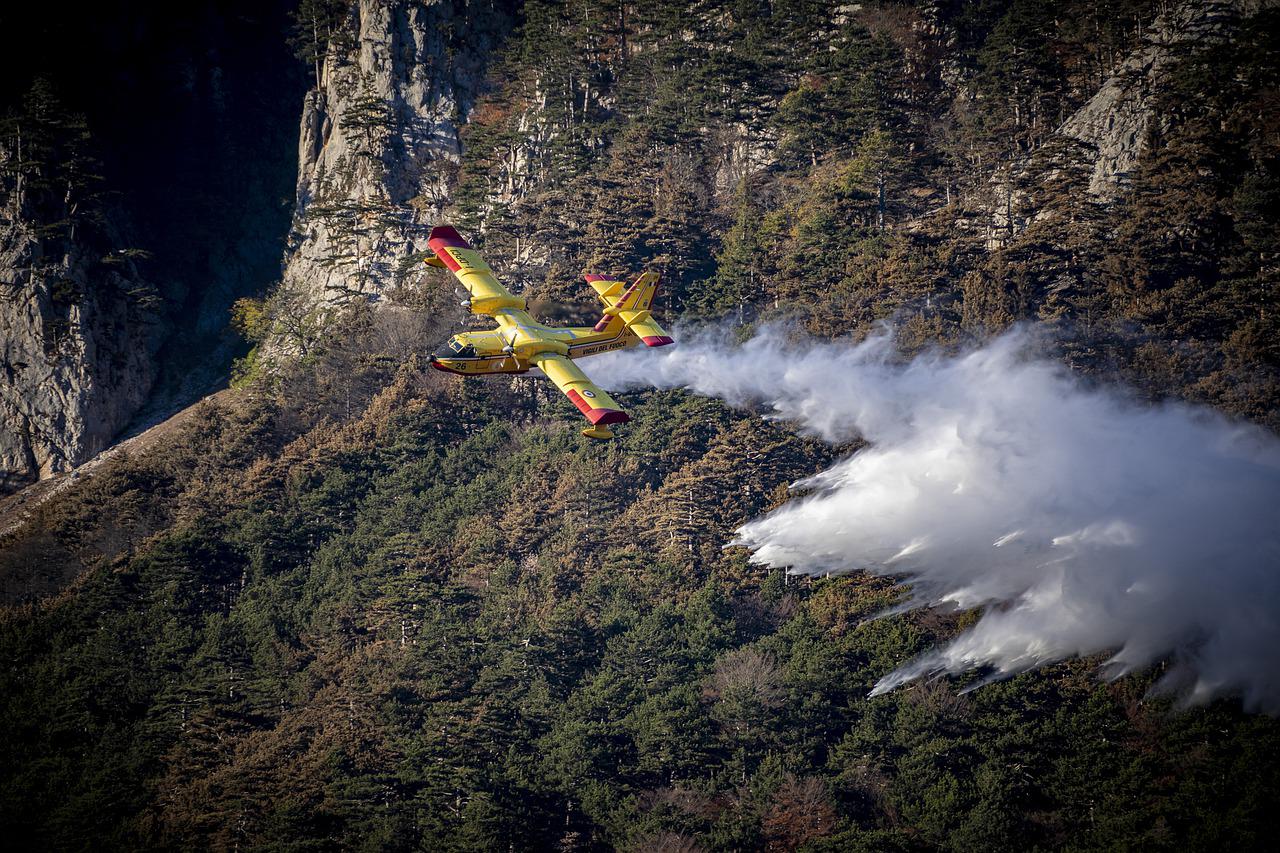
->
[[1, 4, 305, 495], [1058, 0, 1270, 200], [278, 0, 512, 327], [0, 191, 158, 493], [2, 1, 508, 489], [986, 0, 1274, 246]]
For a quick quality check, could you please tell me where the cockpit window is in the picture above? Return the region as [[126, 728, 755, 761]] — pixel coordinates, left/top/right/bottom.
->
[[444, 339, 477, 358]]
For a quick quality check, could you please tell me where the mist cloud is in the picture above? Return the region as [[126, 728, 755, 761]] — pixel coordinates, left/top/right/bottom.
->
[[592, 326, 1280, 712]]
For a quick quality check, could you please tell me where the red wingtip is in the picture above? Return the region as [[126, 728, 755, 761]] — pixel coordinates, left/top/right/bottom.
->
[[641, 335, 675, 347], [428, 226, 469, 272], [588, 408, 630, 425], [428, 225, 469, 248], [584, 273, 608, 282], [567, 390, 629, 425]]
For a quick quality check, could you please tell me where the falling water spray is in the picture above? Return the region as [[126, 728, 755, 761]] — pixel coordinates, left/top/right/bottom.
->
[[592, 326, 1280, 712]]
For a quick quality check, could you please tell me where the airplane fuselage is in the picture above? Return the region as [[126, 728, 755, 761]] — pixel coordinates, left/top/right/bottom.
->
[[429, 307, 637, 375]]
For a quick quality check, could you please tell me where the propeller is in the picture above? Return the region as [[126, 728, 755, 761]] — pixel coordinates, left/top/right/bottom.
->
[[500, 330, 519, 370], [455, 288, 473, 327]]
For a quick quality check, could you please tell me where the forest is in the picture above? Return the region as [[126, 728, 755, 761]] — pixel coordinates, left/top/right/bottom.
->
[[2, 0, 1279, 850]]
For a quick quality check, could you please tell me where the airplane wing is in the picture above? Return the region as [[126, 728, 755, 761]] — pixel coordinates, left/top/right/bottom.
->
[[530, 352, 630, 438], [427, 226, 524, 316]]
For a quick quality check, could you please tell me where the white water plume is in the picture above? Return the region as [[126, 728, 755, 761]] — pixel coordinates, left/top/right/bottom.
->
[[592, 326, 1280, 712]]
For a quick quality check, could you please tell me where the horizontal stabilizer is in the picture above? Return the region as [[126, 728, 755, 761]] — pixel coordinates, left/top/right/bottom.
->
[[633, 325, 674, 347], [590, 272, 662, 334], [617, 306, 673, 347], [585, 274, 625, 303], [618, 309, 652, 326]]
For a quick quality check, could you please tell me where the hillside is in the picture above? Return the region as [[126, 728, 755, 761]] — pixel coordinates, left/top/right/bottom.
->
[[2, 0, 1279, 850]]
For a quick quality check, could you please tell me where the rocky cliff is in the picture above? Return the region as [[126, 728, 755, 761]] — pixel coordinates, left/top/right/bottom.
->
[[0, 91, 159, 492], [1059, 0, 1271, 200], [0, 245, 158, 492], [279, 0, 511, 329], [1, 0, 512, 493], [989, 0, 1275, 243], [0, 2, 305, 494]]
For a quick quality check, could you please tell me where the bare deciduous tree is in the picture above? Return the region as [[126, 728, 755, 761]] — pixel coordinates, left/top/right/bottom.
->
[[708, 647, 784, 736], [762, 774, 837, 851]]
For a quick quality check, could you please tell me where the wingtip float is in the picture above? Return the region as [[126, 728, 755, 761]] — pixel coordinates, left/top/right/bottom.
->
[[423, 225, 673, 440]]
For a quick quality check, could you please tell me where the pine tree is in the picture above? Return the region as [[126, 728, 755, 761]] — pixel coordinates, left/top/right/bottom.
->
[[289, 0, 355, 87]]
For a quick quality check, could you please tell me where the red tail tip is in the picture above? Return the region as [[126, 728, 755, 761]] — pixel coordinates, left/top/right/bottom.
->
[[641, 335, 675, 347]]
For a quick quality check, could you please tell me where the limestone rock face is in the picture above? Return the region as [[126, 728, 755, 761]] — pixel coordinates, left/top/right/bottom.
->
[[985, 0, 1274, 246], [0, 209, 158, 493], [1059, 0, 1273, 200], [280, 0, 511, 322]]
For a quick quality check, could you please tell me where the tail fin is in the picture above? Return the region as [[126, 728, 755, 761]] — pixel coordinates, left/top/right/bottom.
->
[[587, 272, 669, 346]]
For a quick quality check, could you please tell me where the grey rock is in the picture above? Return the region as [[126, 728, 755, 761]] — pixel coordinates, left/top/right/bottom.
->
[[987, 0, 1273, 246], [274, 0, 511, 349], [0, 202, 159, 493], [1059, 0, 1272, 200]]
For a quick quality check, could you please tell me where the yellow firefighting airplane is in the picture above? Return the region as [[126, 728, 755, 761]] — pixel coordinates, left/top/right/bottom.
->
[[424, 226, 674, 439]]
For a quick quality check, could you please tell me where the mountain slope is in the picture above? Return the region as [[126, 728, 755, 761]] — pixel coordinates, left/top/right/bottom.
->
[[2, 0, 1279, 850]]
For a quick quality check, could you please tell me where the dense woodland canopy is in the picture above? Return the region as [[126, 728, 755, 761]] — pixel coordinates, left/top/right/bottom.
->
[[2, 0, 1279, 850]]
